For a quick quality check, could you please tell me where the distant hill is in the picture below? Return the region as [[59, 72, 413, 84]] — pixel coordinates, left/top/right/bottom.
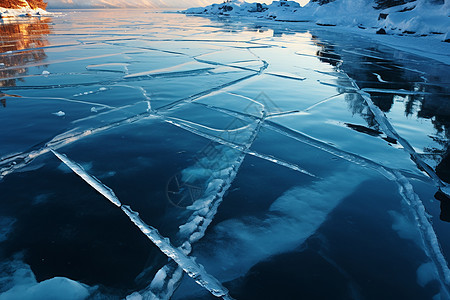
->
[[0, 0, 47, 10]]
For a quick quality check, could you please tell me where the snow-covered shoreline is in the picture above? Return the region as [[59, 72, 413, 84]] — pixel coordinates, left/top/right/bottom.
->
[[183, 0, 450, 43], [181, 0, 450, 65], [0, 7, 50, 19]]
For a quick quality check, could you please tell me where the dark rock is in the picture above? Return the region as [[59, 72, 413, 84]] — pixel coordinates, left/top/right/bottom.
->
[[256, 3, 265, 12], [219, 5, 234, 12], [376, 28, 387, 34], [374, 0, 415, 9], [382, 136, 397, 144], [434, 190, 450, 223], [436, 152, 450, 184], [316, 23, 336, 27], [402, 30, 416, 34], [378, 13, 389, 20], [344, 123, 383, 136], [249, 3, 268, 13], [310, 0, 336, 5], [398, 5, 416, 12]]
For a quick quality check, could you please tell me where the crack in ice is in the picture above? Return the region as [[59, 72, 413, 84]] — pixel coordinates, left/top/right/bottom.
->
[[51, 150, 234, 300]]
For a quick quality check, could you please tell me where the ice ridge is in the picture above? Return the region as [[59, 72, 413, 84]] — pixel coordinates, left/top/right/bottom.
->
[[50, 150, 233, 300]]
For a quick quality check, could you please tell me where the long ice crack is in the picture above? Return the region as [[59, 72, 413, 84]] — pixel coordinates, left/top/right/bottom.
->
[[51, 150, 233, 300]]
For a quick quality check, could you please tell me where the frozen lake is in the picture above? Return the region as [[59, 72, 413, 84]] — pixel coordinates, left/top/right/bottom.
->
[[0, 9, 449, 300]]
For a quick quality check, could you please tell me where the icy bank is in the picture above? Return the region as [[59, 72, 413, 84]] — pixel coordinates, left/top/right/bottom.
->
[[0, 6, 49, 19], [183, 0, 450, 42]]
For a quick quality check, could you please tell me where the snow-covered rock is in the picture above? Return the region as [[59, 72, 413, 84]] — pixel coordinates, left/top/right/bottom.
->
[[185, 0, 270, 16], [378, 0, 450, 36], [0, 0, 49, 19], [183, 0, 450, 42], [185, 0, 305, 20], [0, 7, 50, 18]]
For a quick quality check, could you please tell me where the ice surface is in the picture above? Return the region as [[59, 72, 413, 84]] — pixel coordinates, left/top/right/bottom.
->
[[121, 205, 234, 299], [0, 8, 449, 300], [345, 74, 447, 190], [52, 150, 233, 299], [146, 117, 260, 299], [187, 170, 367, 282], [389, 210, 421, 242], [394, 171, 450, 294], [51, 150, 121, 207]]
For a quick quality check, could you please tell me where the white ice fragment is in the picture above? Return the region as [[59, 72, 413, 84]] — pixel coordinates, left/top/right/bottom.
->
[[179, 216, 204, 235], [149, 269, 167, 290], [373, 73, 387, 83], [41, 70, 50, 75], [52, 111, 65, 117], [99, 87, 107, 91]]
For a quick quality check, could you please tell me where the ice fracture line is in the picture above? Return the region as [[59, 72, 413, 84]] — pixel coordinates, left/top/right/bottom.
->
[[51, 150, 235, 300]]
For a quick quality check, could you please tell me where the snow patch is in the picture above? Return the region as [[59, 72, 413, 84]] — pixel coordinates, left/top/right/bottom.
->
[[0, 259, 90, 300]]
